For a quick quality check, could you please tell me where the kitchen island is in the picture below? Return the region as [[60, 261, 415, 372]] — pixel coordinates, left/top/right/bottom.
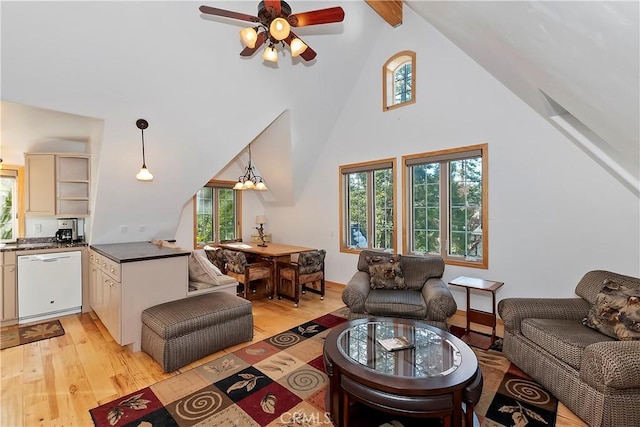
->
[[89, 242, 191, 352]]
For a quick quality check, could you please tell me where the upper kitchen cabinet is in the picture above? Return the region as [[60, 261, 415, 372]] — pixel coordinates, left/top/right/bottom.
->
[[25, 153, 91, 217]]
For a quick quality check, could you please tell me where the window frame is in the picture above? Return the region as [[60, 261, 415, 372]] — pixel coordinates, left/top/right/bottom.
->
[[383, 50, 416, 112], [0, 165, 24, 242], [192, 180, 242, 249], [402, 144, 488, 268], [339, 158, 397, 254]]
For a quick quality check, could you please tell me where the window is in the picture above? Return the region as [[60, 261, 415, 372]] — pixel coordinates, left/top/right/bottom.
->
[[403, 144, 488, 268], [193, 180, 241, 248], [0, 166, 23, 242], [383, 50, 416, 111], [340, 159, 396, 252]]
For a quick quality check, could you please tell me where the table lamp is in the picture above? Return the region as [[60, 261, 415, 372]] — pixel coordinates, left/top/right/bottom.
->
[[255, 215, 268, 247]]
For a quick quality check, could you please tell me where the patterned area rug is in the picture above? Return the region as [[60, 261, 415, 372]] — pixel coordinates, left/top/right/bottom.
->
[[90, 313, 557, 427], [0, 319, 65, 350], [448, 325, 504, 352]]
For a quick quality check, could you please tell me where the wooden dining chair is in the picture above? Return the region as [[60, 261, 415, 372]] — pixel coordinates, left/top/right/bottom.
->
[[222, 249, 272, 300], [276, 249, 326, 307]]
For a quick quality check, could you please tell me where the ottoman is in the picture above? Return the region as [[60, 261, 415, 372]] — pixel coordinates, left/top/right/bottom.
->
[[141, 292, 253, 372]]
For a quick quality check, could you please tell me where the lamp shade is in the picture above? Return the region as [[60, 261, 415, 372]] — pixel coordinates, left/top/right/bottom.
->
[[256, 215, 267, 224], [239, 27, 258, 48], [136, 166, 154, 181], [262, 46, 278, 63], [254, 181, 268, 191], [290, 38, 308, 57], [269, 17, 290, 41]]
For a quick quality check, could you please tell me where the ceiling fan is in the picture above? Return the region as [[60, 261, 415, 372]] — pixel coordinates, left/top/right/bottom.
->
[[199, 1, 345, 63]]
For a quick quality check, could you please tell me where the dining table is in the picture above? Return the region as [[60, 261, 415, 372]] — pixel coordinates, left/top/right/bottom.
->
[[216, 241, 316, 299]]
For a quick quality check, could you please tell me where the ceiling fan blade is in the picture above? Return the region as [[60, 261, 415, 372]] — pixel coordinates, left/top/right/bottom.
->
[[286, 32, 317, 61], [263, 0, 281, 15], [199, 5, 260, 23], [240, 32, 267, 57], [288, 7, 345, 27]]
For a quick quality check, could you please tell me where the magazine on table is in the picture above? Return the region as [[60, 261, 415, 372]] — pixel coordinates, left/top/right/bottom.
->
[[377, 336, 415, 352]]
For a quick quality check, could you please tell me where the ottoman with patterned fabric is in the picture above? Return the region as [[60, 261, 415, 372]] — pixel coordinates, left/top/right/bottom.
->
[[141, 292, 253, 372]]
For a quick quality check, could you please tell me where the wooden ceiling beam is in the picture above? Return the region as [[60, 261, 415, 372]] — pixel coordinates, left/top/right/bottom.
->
[[365, 0, 403, 28]]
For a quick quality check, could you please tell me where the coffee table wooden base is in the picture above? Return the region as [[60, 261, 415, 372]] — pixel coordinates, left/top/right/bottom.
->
[[323, 319, 482, 427]]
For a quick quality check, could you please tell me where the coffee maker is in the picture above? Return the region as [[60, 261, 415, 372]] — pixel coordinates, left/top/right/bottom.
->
[[56, 218, 79, 243]]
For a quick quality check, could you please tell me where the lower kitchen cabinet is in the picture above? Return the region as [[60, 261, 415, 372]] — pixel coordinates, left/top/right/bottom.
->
[[1, 251, 18, 324], [89, 246, 189, 352]]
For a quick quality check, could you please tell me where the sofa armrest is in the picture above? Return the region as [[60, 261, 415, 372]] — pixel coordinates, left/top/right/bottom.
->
[[342, 271, 371, 314], [581, 341, 640, 390], [422, 278, 457, 321], [498, 298, 591, 334]]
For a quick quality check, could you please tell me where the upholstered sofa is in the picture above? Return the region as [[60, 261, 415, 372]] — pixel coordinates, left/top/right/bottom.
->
[[498, 270, 640, 427], [341, 250, 457, 330]]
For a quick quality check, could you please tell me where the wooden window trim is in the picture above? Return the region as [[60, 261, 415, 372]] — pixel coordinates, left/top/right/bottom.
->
[[192, 179, 242, 249], [0, 165, 25, 239], [383, 50, 416, 112], [402, 144, 488, 269], [339, 158, 397, 254]]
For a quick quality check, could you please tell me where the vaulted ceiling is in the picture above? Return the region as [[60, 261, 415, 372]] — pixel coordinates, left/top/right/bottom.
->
[[406, 1, 639, 194]]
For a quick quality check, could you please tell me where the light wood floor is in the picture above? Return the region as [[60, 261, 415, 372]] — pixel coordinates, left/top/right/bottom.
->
[[0, 282, 585, 426]]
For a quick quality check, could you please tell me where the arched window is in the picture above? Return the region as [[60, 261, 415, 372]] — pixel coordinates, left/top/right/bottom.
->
[[383, 50, 416, 111]]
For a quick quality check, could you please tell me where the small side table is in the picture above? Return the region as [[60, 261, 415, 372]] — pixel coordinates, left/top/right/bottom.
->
[[448, 276, 504, 350]]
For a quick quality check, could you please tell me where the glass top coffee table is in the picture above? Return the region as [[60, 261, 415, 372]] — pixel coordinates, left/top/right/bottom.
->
[[323, 318, 481, 427]]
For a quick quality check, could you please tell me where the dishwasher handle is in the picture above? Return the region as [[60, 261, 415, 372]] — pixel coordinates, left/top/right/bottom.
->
[[19, 253, 75, 262]]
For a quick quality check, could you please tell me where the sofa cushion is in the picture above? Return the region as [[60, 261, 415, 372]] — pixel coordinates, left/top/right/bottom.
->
[[521, 318, 614, 370], [583, 279, 640, 340], [364, 289, 426, 318], [189, 250, 223, 284], [400, 255, 445, 291], [366, 255, 406, 290]]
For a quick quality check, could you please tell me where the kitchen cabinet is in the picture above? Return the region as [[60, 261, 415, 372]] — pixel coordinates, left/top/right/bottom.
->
[[24, 153, 90, 217], [1, 251, 18, 324], [89, 245, 189, 352]]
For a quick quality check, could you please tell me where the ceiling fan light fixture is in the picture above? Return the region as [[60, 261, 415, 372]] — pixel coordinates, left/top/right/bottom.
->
[[269, 17, 290, 41], [290, 37, 307, 57], [239, 27, 258, 48], [262, 46, 278, 62]]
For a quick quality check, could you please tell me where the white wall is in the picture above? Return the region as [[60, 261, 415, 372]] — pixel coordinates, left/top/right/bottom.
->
[[260, 5, 640, 311]]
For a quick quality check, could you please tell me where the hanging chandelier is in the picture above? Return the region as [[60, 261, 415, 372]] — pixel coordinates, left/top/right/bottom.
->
[[233, 145, 268, 191]]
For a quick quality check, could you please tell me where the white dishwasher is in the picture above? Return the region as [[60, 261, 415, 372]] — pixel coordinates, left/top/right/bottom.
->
[[18, 251, 82, 324]]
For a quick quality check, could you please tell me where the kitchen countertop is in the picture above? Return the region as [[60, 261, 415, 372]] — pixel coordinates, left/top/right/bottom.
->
[[90, 242, 191, 263], [0, 239, 87, 252]]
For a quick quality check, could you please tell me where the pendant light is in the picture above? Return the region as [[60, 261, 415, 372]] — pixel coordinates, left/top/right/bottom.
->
[[135, 119, 154, 181]]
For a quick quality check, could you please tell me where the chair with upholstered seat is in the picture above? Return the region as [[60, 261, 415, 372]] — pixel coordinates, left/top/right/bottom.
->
[[342, 250, 457, 330], [222, 249, 272, 300], [277, 249, 326, 308]]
